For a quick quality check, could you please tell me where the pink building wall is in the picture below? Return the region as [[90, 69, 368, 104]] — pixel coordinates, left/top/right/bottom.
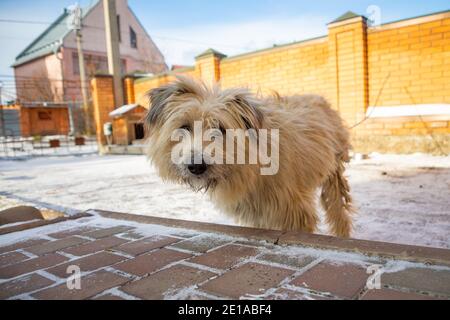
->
[[14, 0, 167, 104], [14, 53, 64, 103]]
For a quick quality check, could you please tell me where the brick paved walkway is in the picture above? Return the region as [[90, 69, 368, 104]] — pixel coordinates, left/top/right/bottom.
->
[[0, 210, 449, 300]]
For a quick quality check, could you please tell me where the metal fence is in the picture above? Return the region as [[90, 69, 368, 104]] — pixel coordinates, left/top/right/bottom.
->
[[0, 135, 98, 160], [0, 108, 21, 137]]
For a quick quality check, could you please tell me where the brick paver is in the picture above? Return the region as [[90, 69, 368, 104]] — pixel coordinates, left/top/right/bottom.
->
[[361, 288, 438, 300], [1, 211, 449, 300], [119, 230, 146, 240], [62, 236, 129, 256], [46, 252, 128, 278], [0, 251, 29, 268], [0, 273, 54, 299], [290, 261, 369, 299], [0, 253, 69, 279], [381, 267, 450, 296], [48, 226, 99, 239], [258, 253, 316, 269], [92, 293, 126, 300], [234, 240, 275, 248], [201, 262, 294, 298], [189, 244, 259, 269], [171, 235, 230, 253], [267, 288, 331, 300], [114, 248, 191, 276], [278, 232, 450, 266], [122, 264, 214, 299], [82, 226, 134, 239], [26, 236, 89, 256], [0, 239, 49, 254], [168, 231, 199, 239], [32, 270, 129, 300], [116, 235, 181, 256]]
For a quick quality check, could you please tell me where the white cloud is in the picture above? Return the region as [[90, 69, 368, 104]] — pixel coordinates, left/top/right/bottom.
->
[[149, 15, 328, 67]]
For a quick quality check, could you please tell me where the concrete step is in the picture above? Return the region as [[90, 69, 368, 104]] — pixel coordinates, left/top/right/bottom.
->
[[103, 145, 145, 155]]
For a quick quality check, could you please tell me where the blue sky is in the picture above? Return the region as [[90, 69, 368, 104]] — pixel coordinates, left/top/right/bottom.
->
[[0, 0, 449, 101]]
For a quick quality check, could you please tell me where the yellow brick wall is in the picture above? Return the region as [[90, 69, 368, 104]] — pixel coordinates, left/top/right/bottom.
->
[[367, 17, 450, 107], [196, 55, 222, 86], [133, 68, 196, 108], [123, 77, 136, 104], [328, 18, 369, 126], [93, 11, 450, 152], [91, 76, 115, 146], [112, 117, 129, 145], [355, 14, 450, 139], [221, 39, 331, 98]]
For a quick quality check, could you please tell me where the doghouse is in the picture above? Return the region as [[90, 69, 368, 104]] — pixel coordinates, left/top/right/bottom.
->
[[19, 104, 70, 137], [109, 104, 146, 145]]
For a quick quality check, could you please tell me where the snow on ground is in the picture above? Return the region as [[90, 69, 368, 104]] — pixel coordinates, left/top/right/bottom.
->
[[0, 136, 98, 159], [0, 153, 449, 248]]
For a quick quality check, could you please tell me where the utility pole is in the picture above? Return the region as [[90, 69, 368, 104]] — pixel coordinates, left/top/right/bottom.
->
[[68, 98, 76, 136], [103, 0, 124, 108], [69, 4, 91, 135]]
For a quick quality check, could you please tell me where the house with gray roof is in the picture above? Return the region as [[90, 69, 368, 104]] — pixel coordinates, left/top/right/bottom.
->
[[13, 0, 167, 105]]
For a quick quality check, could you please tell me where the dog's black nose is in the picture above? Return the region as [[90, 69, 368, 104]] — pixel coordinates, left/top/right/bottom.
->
[[188, 162, 208, 175]]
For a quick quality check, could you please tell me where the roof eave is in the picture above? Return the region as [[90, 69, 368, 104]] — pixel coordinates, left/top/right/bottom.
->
[[11, 45, 62, 68], [12, 0, 101, 68]]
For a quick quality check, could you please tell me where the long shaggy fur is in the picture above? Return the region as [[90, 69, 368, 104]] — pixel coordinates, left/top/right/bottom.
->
[[145, 76, 354, 238]]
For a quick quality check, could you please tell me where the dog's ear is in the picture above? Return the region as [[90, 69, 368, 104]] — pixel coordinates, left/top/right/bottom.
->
[[146, 76, 201, 127], [222, 89, 263, 130]]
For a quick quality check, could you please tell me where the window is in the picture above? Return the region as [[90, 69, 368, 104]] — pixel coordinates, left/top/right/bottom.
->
[[72, 52, 126, 76], [38, 111, 52, 120], [117, 15, 121, 42], [73, 52, 108, 76], [130, 26, 137, 49]]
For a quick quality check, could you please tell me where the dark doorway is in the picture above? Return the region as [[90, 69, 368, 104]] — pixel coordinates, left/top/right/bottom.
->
[[134, 123, 145, 140]]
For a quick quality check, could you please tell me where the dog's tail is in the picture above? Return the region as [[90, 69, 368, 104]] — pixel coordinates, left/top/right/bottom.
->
[[320, 159, 354, 238]]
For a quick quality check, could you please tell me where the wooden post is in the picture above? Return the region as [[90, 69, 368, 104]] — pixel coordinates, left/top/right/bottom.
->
[[103, 0, 124, 108], [75, 30, 92, 134]]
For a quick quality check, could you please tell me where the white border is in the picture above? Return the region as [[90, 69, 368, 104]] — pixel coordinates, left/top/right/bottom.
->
[[366, 104, 450, 118]]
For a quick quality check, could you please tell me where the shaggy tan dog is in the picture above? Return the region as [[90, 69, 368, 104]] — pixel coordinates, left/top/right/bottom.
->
[[145, 76, 354, 238]]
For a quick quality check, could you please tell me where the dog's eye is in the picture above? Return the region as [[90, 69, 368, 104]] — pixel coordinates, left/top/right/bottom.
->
[[179, 125, 191, 132]]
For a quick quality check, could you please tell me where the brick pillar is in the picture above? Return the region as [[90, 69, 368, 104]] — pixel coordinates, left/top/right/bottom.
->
[[91, 75, 115, 148], [328, 12, 369, 126], [123, 76, 136, 104], [19, 106, 31, 137], [195, 48, 227, 86]]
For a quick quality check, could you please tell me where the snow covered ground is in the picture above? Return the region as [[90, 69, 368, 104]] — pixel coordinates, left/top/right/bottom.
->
[[0, 135, 98, 159], [0, 153, 449, 248]]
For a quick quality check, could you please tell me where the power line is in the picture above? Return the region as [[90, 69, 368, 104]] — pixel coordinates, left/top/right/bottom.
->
[[83, 24, 250, 50], [83, 25, 234, 49], [0, 18, 55, 25], [0, 74, 91, 83], [0, 18, 252, 51], [1, 87, 91, 103], [0, 35, 33, 41]]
